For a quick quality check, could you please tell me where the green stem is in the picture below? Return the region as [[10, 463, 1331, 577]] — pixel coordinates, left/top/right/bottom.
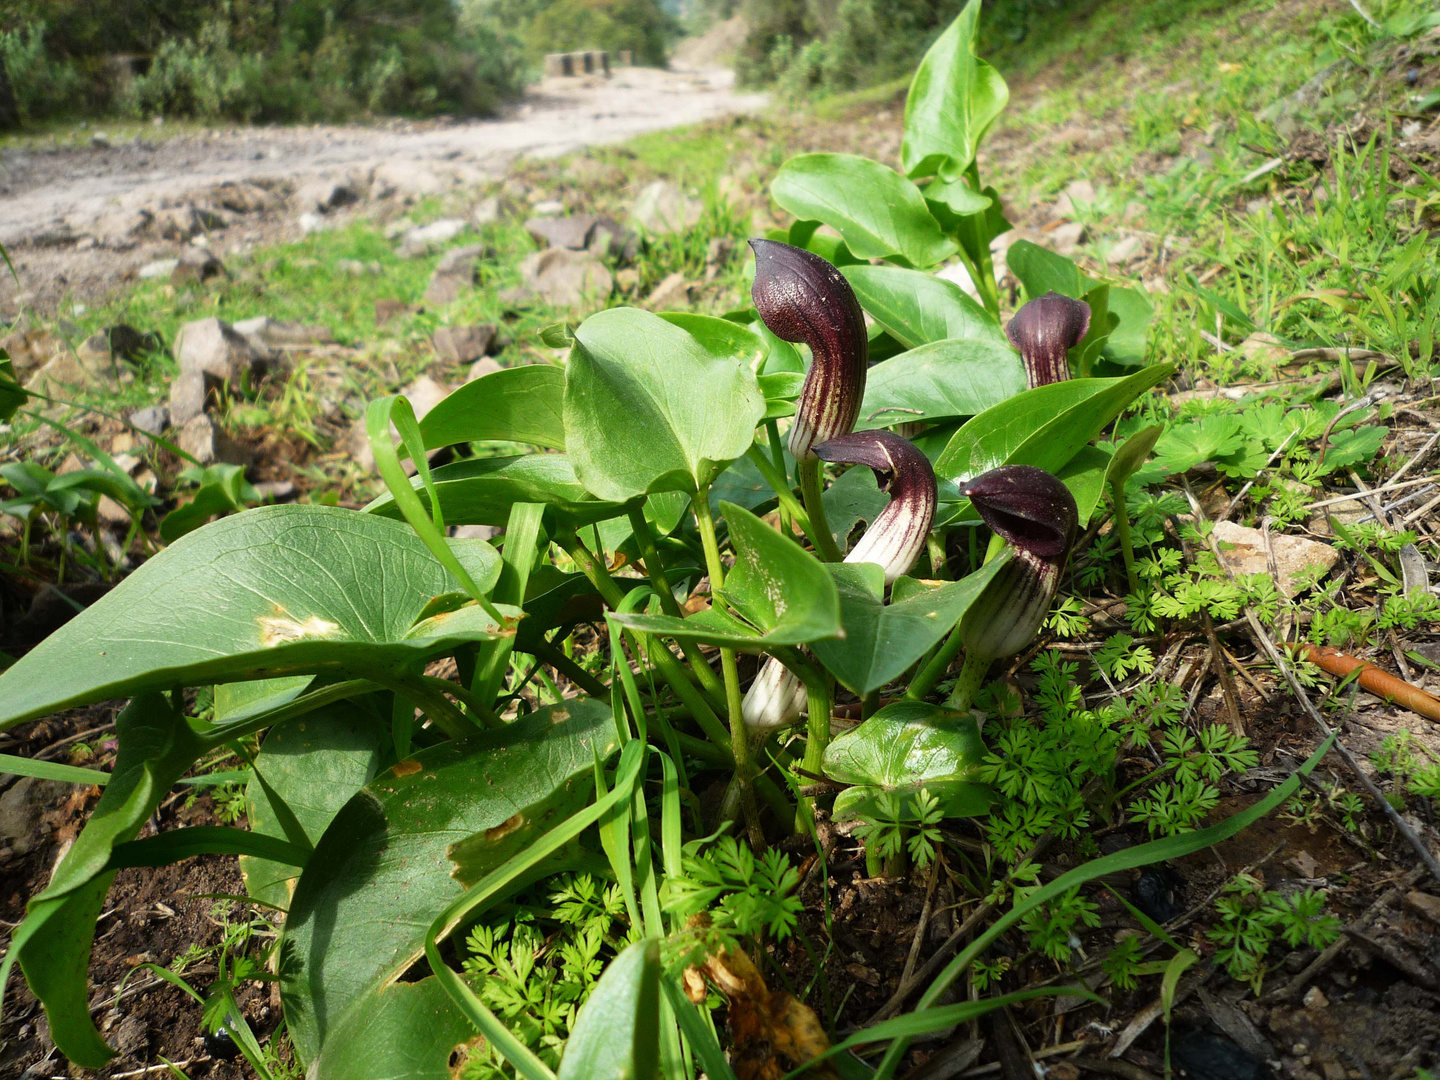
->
[[371, 673, 474, 739], [1111, 477, 1142, 596], [765, 420, 793, 537], [693, 487, 767, 850], [531, 639, 610, 700], [908, 622, 964, 701], [963, 162, 1002, 320], [626, 505, 726, 710], [799, 673, 832, 836], [745, 444, 818, 547], [420, 674, 501, 728], [198, 679, 380, 749], [797, 457, 843, 563], [944, 650, 991, 716], [556, 529, 626, 609]]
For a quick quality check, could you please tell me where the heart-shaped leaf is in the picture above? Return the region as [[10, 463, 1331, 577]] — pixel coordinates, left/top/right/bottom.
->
[[659, 312, 769, 370], [282, 699, 618, 1066], [901, 0, 1009, 181], [565, 308, 766, 501], [308, 976, 481, 1080], [612, 501, 841, 648], [0, 506, 504, 730], [842, 265, 1005, 349], [824, 700, 992, 820], [417, 365, 567, 451], [858, 338, 1025, 429], [366, 453, 634, 527], [811, 559, 1009, 695], [771, 154, 958, 268], [557, 939, 661, 1080]]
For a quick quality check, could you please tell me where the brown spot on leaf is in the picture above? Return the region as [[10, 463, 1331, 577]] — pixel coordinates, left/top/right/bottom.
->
[[483, 812, 525, 842], [392, 759, 422, 777]]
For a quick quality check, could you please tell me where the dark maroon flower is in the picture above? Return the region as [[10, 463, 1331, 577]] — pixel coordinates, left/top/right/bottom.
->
[[1006, 292, 1091, 389], [814, 429, 936, 584]]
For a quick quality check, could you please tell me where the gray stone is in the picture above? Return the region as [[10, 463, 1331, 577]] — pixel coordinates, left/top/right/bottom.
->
[[531, 199, 565, 216], [424, 244, 488, 307], [294, 178, 358, 214], [517, 248, 613, 308], [253, 480, 296, 502], [168, 370, 222, 426], [435, 243, 489, 276], [137, 258, 179, 280], [644, 272, 690, 310], [373, 158, 446, 199], [375, 299, 417, 326], [128, 405, 170, 436], [155, 205, 225, 240], [452, 524, 499, 541], [298, 212, 327, 235], [93, 208, 153, 247], [24, 351, 95, 394], [1051, 179, 1097, 219], [337, 259, 382, 277], [1049, 221, 1087, 256], [170, 246, 225, 285], [433, 325, 497, 364], [114, 1015, 147, 1060], [176, 414, 251, 467], [466, 358, 503, 383], [174, 317, 269, 384], [232, 316, 334, 348], [630, 180, 701, 236], [526, 215, 599, 250], [0, 777, 69, 856], [471, 196, 502, 226], [213, 182, 274, 214], [398, 217, 468, 258]]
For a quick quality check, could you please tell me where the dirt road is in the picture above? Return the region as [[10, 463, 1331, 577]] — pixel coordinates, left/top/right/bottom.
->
[[0, 65, 766, 311]]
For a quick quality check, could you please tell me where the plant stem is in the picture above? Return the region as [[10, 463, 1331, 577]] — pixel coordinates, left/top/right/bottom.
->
[[626, 504, 726, 709], [797, 457, 843, 562], [765, 420, 793, 536], [798, 674, 832, 835], [963, 162, 1002, 320], [556, 528, 626, 609], [1110, 477, 1142, 596], [372, 673, 474, 738], [745, 444, 817, 545], [908, 623, 964, 701], [693, 487, 767, 850], [530, 639, 610, 699], [944, 650, 991, 716]]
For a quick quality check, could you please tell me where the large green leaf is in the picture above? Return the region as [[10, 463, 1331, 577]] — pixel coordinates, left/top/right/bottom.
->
[[557, 939, 661, 1080], [241, 703, 386, 910], [771, 154, 958, 268], [1007, 239, 1089, 300], [1102, 286, 1154, 366], [901, 0, 1009, 180], [13, 695, 207, 1067], [417, 365, 567, 452], [842, 265, 1005, 349], [311, 976, 481, 1080], [934, 366, 1173, 487], [812, 559, 1009, 695], [0, 506, 504, 730], [611, 501, 841, 649], [282, 699, 618, 1066], [858, 338, 1024, 429], [824, 700, 992, 821], [658, 313, 769, 371], [1006, 241, 1153, 368], [366, 453, 634, 528], [565, 308, 766, 502], [0, 349, 24, 422]]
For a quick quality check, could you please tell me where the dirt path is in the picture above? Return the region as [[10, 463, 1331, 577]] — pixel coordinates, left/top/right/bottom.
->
[[0, 65, 765, 311]]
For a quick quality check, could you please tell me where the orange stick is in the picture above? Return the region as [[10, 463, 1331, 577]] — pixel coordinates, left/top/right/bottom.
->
[[1300, 643, 1440, 723]]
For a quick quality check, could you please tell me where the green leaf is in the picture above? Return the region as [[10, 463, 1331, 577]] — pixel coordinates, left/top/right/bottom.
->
[[367, 453, 634, 528], [565, 308, 766, 501], [658, 313, 769, 370], [1007, 239, 1088, 300], [309, 976, 483, 1080], [281, 700, 618, 1066], [0, 348, 25, 422], [0, 754, 109, 786], [1103, 286, 1154, 366], [159, 480, 246, 542], [12, 694, 207, 1067], [1056, 445, 1114, 528], [611, 502, 841, 648], [417, 365, 567, 452], [771, 154, 958, 268], [1151, 415, 1245, 476], [821, 465, 890, 555], [106, 826, 311, 870], [824, 700, 992, 820], [241, 703, 386, 910], [557, 939, 661, 1080], [0, 506, 503, 730], [901, 0, 1009, 180], [858, 338, 1025, 429], [812, 559, 1010, 695], [1105, 425, 1163, 491], [934, 366, 1173, 489], [842, 265, 1006, 349]]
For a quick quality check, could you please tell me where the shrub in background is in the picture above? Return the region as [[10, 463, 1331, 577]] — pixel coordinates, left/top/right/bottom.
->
[[0, 23, 87, 122]]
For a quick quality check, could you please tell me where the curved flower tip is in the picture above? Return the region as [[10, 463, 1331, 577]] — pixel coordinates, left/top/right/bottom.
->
[[961, 464, 1077, 560], [1006, 292, 1091, 389], [814, 429, 937, 584], [749, 239, 868, 460]]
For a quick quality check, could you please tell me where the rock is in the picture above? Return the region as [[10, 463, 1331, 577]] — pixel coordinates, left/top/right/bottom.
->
[[337, 259, 382, 277], [232, 316, 334, 349], [615, 268, 641, 294], [706, 235, 735, 270], [168, 370, 222, 426], [466, 357, 503, 382], [644, 272, 691, 310], [25, 222, 78, 248], [471, 196, 502, 226], [128, 406, 170, 436], [155, 205, 225, 240], [294, 178, 358, 214], [170, 246, 225, 285], [1049, 221, 1088, 255], [1403, 890, 1440, 926], [497, 286, 536, 308], [0, 778, 69, 855], [102, 325, 162, 364], [176, 414, 251, 467], [114, 1015, 147, 1060], [253, 480, 296, 502], [587, 217, 638, 261], [1303, 986, 1329, 1010], [452, 524, 499, 541], [1106, 234, 1143, 264], [212, 181, 274, 214], [1170, 1030, 1271, 1080], [97, 495, 132, 527], [423, 244, 488, 306], [1052, 178, 1097, 219], [630, 180, 702, 235], [1210, 521, 1338, 597], [298, 212, 327, 235], [137, 258, 179, 280], [1132, 867, 1185, 923], [375, 299, 418, 326], [398, 218, 469, 258], [517, 248, 613, 308], [24, 351, 96, 393], [93, 208, 153, 247], [525, 215, 599, 250], [175, 317, 270, 385], [373, 159, 445, 199], [433, 325, 497, 364], [531, 199, 566, 217]]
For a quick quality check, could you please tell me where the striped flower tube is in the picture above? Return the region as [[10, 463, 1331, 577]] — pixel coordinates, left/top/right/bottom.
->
[[1006, 292, 1091, 389]]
